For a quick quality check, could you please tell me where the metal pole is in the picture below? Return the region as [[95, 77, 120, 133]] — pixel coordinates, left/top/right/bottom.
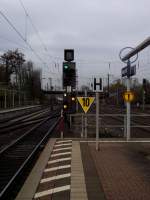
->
[[126, 77, 131, 141], [76, 89, 79, 112], [96, 92, 99, 150], [124, 115, 127, 138], [24, 93, 26, 106], [9, 89, 10, 108], [19, 91, 21, 106], [117, 88, 119, 105], [85, 114, 87, 138], [70, 115, 72, 128], [84, 89, 87, 138], [61, 109, 63, 139], [81, 114, 84, 138], [76, 99, 79, 112], [142, 90, 145, 111], [12, 90, 15, 108], [4, 89, 7, 109], [49, 78, 52, 90], [18, 66, 21, 106], [107, 72, 110, 97]]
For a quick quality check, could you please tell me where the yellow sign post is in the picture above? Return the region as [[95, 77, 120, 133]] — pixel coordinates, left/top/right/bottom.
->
[[77, 97, 95, 113], [123, 91, 134, 102]]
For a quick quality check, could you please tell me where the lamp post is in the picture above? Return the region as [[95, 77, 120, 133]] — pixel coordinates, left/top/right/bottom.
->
[[48, 78, 52, 90]]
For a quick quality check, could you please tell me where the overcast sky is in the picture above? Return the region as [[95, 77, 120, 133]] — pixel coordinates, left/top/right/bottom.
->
[[0, 0, 150, 88]]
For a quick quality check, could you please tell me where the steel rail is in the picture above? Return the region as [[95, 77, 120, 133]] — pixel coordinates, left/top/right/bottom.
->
[[0, 107, 50, 128], [0, 105, 43, 122], [0, 113, 60, 199], [0, 108, 51, 135], [0, 118, 47, 155], [0, 110, 60, 154], [0, 105, 40, 114]]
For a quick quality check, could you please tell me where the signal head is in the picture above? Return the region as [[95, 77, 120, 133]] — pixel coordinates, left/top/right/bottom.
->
[[63, 104, 67, 109], [71, 97, 75, 101], [64, 65, 69, 70]]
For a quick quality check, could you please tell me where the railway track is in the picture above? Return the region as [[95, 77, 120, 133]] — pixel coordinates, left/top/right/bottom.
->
[[0, 105, 43, 123], [0, 107, 50, 130], [0, 108, 59, 150], [0, 107, 53, 151], [0, 110, 60, 200]]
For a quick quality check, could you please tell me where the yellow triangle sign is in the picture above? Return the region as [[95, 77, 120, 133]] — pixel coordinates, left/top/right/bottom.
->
[[77, 97, 95, 113]]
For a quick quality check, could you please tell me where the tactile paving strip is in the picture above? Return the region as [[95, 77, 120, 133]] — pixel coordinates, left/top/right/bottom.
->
[[34, 139, 72, 200]]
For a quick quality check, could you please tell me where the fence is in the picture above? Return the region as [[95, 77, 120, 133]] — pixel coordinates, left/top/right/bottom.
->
[[0, 88, 32, 109], [69, 113, 150, 138]]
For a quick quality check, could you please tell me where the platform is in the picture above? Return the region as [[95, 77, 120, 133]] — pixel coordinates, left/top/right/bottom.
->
[[15, 138, 150, 200]]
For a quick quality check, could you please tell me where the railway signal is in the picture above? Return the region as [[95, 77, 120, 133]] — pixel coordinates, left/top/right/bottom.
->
[[63, 104, 67, 109], [63, 92, 76, 113], [63, 62, 76, 89], [63, 49, 76, 90], [71, 97, 75, 101], [63, 98, 68, 110], [64, 49, 74, 62], [64, 64, 69, 70]]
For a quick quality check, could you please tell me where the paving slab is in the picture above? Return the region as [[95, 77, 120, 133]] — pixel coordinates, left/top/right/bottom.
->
[[80, 143, 106, 200], [70, 141, 88, 200], [89, 142, 150, 200]]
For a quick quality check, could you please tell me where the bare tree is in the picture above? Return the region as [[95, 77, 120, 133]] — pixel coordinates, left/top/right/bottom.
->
[[1, 49, 25, 86], [0, 65, 6, 83]]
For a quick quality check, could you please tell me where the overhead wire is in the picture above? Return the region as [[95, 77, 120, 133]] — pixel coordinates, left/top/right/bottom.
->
[[3, 1, 150, 80], [0, 8, 59, 76], [18, 0, 62, 62], [0, 9, 46, 64], [18, 0, 28, 41], [0, 34, 28, 50]]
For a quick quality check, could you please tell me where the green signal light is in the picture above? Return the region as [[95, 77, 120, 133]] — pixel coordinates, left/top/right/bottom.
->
[[64, 65, 69, 70]]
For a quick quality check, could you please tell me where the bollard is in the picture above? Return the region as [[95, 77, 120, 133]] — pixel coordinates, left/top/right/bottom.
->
[[60, 109, 64, 139]]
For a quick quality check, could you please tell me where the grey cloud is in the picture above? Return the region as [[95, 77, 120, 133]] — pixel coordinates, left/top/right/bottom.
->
[[0, 0, 150, 86]]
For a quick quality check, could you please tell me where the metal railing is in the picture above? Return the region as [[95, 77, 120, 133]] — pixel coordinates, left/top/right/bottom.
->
[[69, 113, 150, 138], [0, 88, 34, 109]]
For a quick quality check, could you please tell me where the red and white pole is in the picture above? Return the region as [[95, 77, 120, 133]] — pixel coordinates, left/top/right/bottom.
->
[[60, 109, 64, 139]]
